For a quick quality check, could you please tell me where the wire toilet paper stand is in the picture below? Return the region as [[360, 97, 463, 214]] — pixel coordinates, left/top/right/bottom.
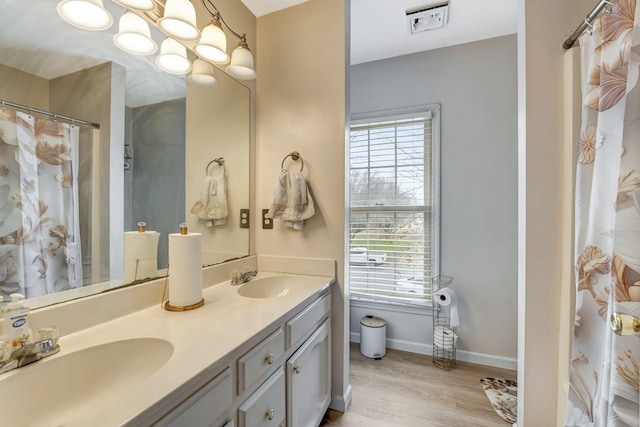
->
[[432, 275, 456, 370]]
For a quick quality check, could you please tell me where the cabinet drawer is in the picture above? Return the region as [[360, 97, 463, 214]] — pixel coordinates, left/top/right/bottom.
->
[[238, 328, 285, 393], [238, 368, 285, 427], [156, 368, 232, 427], [286, 292, 330, 348]]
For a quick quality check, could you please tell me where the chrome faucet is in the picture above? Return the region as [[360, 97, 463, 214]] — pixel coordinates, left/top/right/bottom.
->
[[0, 333, 60, 375], [231, 268, 258, 285]]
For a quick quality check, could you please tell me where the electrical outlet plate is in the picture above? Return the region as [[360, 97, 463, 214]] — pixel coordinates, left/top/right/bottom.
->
[[262, 209, 273, 229], [240, 209, 249, 229]]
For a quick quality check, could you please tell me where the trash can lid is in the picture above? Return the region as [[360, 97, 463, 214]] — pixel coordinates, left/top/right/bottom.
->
[[360, 315, 386, 328]]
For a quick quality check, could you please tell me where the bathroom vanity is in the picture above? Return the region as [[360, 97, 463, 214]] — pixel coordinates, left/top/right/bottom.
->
[[154, 285, 332, 427], [0, 257, 335, 427]]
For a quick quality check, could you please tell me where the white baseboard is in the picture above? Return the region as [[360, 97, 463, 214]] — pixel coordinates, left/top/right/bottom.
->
[[330, 383, 352, 412], [350, 332, 517, 371]]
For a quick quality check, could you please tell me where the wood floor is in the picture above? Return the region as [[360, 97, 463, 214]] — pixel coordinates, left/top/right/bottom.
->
[[320, 343, 516, 427]]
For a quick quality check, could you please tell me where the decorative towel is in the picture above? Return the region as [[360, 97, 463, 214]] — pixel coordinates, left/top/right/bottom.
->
[[191, 166, 228, 227], [266, 169, 314, 230]]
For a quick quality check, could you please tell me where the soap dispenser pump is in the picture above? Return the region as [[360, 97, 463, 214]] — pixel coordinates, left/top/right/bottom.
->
[[1, 293, 32, 348]]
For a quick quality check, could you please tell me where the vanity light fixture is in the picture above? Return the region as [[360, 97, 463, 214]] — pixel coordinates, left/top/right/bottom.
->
[[111, 0, 155, 11], [199, 0, 257, 80], [113, 12, 157, 55], [226, 36, 256, 80], [156, 38, 192, 74], [56, 0, 113, 31], [158, 0, 201, 41], [189, 58, 217, 85], [194, 14, 229, 65]]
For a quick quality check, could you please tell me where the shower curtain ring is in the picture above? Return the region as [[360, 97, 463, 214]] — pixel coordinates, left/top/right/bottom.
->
[[584, 18, 594, 35]]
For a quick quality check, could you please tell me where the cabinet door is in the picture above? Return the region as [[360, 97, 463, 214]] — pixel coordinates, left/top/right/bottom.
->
[[286, 319, 331, 427]]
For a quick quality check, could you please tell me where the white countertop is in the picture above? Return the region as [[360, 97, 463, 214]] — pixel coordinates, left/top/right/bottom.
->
[[3, 271, 334, 427]]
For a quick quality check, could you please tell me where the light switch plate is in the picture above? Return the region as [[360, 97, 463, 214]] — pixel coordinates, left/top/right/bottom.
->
[[262, 209, 273, 229], [240, 209, 249, 229]]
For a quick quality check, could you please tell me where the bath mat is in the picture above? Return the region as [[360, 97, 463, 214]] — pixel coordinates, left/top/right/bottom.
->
[[480, 377, 517, 424]]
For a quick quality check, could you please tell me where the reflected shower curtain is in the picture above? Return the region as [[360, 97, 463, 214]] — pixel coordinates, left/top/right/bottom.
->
[[0, 110, 82, 299], [566, 1, 640, 426]]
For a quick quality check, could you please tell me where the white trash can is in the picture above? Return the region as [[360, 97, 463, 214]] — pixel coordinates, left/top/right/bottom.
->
[[360, 315, 386, 359]]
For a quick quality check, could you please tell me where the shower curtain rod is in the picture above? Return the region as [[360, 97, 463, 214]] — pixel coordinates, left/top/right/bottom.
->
[[562, 0, 611, 49], [0, 99, 100, 129]]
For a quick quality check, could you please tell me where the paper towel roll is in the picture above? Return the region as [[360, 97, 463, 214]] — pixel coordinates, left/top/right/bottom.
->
[[168, 232, 203, 307], [434, 287, 459, 328], [124, 231, 160, 283]]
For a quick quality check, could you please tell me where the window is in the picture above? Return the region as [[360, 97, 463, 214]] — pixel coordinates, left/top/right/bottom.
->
[[348, 106, 440, 307]]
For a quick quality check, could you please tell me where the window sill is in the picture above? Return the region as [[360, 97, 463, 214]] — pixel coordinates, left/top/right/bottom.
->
[[349, 297, 433, 316]]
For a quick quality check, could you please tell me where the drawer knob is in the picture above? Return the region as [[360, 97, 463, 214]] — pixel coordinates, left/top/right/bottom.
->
[[293, 364, 301, 374], [265, 353, 275, 364], [266, 408, 276, 421]]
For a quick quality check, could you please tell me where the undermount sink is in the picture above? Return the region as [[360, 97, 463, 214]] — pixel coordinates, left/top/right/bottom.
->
[[237, 276, 297, 298], [0, 337, 173, 426]]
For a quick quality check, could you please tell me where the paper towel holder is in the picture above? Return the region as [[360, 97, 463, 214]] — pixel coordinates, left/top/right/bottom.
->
[[161, 256, 205, 312], [163, 298, 205, 312]]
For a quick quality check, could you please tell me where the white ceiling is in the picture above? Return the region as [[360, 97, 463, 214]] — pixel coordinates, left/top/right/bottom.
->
[[240, 0, 517, 65]]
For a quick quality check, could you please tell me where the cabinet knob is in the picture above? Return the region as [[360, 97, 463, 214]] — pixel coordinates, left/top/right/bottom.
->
[[266, 408, 276, 421], [265, 353, 275, 364], [293, 364, 301, 374]]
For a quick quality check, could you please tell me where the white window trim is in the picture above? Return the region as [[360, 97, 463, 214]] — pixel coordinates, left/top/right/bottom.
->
[[346, 104, 441, 308]]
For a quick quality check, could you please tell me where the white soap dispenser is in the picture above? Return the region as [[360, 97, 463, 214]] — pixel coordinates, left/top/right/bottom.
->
[[1, 293, 32, 348]]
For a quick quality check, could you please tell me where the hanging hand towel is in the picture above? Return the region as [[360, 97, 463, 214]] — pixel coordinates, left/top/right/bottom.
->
[[266, 169, 314, 230], [191, 166, 228, 227]]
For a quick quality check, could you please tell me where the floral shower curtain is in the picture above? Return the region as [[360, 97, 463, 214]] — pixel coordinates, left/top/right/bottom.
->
[[566, 1, 640, 425], [0, 110, 82, 299]]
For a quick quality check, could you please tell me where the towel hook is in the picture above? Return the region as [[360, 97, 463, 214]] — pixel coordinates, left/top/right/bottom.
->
[[281, 151, 304, 172], [206, 157, 225, 174]]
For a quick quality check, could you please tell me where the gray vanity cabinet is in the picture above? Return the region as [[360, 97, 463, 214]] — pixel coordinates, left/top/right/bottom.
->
[[152, 288, 331, 427]]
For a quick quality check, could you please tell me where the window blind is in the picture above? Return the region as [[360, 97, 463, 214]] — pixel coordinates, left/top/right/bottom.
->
[[348, 115, 435, 306]]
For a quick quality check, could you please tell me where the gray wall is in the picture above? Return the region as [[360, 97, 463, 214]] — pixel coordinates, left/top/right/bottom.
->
[[350, 35, 518, 365]]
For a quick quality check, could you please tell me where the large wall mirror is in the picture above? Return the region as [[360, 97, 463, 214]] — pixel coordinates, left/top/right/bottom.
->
[[0, 0, 250, 308]]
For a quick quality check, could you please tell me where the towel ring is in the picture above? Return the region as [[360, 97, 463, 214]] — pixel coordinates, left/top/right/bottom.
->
[[281, 151, 304, 172], [206, 157, 225, 174]]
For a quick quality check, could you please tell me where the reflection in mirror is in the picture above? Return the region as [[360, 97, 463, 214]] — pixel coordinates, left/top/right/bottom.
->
[[0, 0, 249, 307]]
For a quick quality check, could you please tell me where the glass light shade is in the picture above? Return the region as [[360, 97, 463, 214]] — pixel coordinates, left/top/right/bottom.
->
[[194, 20, 229, 64], [189, 59, 217, 85], [113, 12, 157, 55], [157, 0, 200, 41], [156, 38, 192, 74], [57, 0, 113, 31], [111, 0, 155, 11], [226, 42, 256, 80]]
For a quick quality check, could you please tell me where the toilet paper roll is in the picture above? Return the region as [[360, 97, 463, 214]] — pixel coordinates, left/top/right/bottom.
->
[[168, 232, 203, 307], [434, 287, 459, 328]]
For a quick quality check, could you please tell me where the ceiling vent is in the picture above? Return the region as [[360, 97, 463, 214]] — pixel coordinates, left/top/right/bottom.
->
[[406, 2, 449, 34]]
